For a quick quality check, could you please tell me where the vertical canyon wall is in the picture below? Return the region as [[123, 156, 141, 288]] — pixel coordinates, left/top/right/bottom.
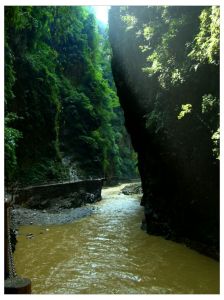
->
[[109, 6, 219, 258]]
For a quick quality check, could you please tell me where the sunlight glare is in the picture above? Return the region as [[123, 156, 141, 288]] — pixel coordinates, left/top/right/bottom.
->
[[93, 6, 110, 24]]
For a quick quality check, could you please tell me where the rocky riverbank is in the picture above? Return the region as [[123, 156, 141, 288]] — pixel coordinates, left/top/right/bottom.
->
[[8, 180, 103, 251], [10, 179, 104, 227], [121, 183, 142, 195], [11, 182, 142, 228], [11, 204, 96, 228]]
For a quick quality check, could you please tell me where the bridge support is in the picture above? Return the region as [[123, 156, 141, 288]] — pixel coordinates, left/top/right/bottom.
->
[[4, 198, 32, 294], [5, 277, 32, 294]]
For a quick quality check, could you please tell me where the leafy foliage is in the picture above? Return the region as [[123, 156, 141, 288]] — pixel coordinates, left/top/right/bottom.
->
[[188, 6, 220, 65], [5, 114, 22, 182], [118, 6, 219, 160], [177, 104, 192, 120], [5, 6, 138, 186]]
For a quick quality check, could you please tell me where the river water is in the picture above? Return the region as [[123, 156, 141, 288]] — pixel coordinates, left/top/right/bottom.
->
[[14, 184, 219, 294]]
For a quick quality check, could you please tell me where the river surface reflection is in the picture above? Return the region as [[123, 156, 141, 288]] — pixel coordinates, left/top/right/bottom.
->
[[14, 184, 219, 294]]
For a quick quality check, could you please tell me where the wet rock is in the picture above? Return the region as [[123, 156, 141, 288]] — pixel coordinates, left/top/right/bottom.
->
[[84, 192, 95, 203], [121, 183, 142, 195]]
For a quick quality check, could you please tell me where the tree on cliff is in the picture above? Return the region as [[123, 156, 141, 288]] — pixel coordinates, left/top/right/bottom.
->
[[4, 6, 138, 186]]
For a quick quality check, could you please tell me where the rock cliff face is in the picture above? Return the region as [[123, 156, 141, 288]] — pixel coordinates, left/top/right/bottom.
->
[[109, 7, 219, 258]]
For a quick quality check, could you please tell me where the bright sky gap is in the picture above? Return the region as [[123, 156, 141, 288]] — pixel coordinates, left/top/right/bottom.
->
[[93, 6, 110, 24]]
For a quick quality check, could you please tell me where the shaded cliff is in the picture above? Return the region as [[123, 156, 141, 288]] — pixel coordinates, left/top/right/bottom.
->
[[109, 6, 219, 258]]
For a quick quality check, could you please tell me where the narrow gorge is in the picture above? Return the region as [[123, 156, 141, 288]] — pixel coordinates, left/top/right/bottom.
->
[[4, 5, 220, 294]]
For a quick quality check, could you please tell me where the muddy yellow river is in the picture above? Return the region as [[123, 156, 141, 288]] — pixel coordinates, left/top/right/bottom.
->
[[14, 184, 219, 294]]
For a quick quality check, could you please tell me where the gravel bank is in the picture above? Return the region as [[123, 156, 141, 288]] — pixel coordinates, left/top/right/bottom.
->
[[11, 205, 96, 228]]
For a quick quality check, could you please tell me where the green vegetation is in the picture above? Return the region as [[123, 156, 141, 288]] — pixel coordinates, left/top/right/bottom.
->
[[118, 6, 219, 161], [5, 6, 138, 186], [109, 6, 219, 249]]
